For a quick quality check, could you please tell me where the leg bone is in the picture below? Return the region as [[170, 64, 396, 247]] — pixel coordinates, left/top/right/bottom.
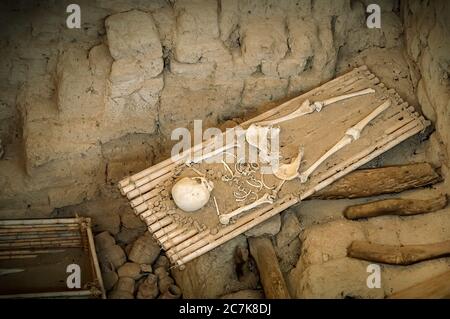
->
[[219, 193, 274, 225], [299, 99, 391, 183]]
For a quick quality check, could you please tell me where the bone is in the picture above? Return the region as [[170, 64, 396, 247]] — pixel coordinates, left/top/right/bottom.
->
[[219, 193, 275, 225], [273, 147, 304, 180], [257, 99, 315, 126], [176, 196, 297, 267], [299, 100, 391, 183], [258, 88, 375, 126]]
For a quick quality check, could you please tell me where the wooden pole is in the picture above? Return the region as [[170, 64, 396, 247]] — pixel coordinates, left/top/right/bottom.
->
[[248, 237, 291, 299], [387, 270, 450, 299], [347, 240, 450, 265], [313, 163, 441, 199], [344, 195, 448, 219]]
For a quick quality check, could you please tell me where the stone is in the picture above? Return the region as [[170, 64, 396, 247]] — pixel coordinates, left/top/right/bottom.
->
[[154, 255, 170, 270], [241, 18, 287, 68], [289, 257, 384, 298], [137, 274, 159, 299], [117, 262, 142, 280], [109, 277, 135, 299], [102, 271, 119, 292], [244, 215, 281, 237], [140, 264, 153, 273], [276, 211, 302, 248], [417, 79, 437, 123], [172, 235, 257, 298], [173, 0, 220, 63], [89, 43, 113, 77], [220, 289, 264, 299], [120, 210, 145, 229], [116, 227, 146, 245], [241, 75, 288, 108], [95, 231, 116, 251], [218, 0, 240, 44], [55, 46, 105, 119], [128, 232, 161, 264], [98, 244, 127, 271], [105, 10, 162, 61], [109, 59, 144, 98], [298, 220, 366, 268]]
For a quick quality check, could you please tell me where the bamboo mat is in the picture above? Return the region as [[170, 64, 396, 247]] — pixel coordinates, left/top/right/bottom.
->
[[119, 66, 430, 268]]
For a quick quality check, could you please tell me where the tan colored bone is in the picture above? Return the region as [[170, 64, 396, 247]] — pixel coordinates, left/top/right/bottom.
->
[[273, 147, 304, 180], [299, 100, 391, 183], [219, 193, 274, 225]]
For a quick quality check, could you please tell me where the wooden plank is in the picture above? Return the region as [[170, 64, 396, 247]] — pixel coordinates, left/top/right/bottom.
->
[[344, 195, 448, 219], [388, 270, 450, 299], [248, 237, 291, 299], [347, 240, 450, 265], [314, 163, 441, 199]]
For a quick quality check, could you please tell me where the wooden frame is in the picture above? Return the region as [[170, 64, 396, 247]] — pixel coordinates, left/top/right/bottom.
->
[[0, 217, 106, 299], [119, 66, 430, 268]]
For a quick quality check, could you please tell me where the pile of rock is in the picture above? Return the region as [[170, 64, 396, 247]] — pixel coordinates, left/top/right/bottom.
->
[[95, 231, 181, 299]]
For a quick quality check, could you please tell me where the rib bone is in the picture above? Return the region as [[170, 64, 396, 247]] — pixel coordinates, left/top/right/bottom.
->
[[219, 193, 274, 225], [299, 99, 391, 183]]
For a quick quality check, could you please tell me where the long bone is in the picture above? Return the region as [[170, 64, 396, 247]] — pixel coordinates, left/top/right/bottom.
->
[[299, 99, 391, 183], [219, 193, 275, 225], [257, 88, 375, 126], [245, 88, 376, 163]]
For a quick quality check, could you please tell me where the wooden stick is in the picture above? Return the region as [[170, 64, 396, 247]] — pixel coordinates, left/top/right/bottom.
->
[[122, 163, 180, 194], [126, 171, 174, 200], [0, 236, 81, 244], [313, 162, 440, 199], [0, 254, 38, 260], [85, 221, 107, 299], [387, 270, 450, 299], [158, 226, 189, 245], [130, 188, 160, 208], [148, 216, 173, 233], [134, 197, 159, 215], [344, 195, 448, 219], [166, 230, 210, 259], [248, 237, 291, 299], [0, 240, 81, 248], [0, 249, 65, 255], [0, 230, 80, 239], [0, 218, 84, 226], [163, 229, 198, 250], [154, 223, 179, 239], [347, 240, 450, 265], [142, 211, 167, 224]]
